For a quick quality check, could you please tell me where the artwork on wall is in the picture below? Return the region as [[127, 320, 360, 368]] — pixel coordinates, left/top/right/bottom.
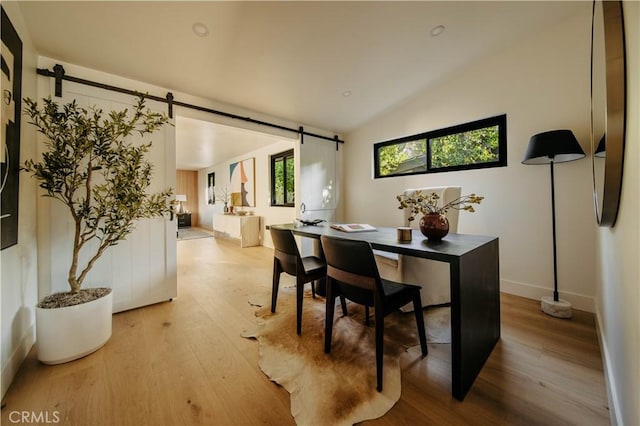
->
[[207, 172, 215, 204], [1, 6, 23, 250], [229, 158, 255, 207]]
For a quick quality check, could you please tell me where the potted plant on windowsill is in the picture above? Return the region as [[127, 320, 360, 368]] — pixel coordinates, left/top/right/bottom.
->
[[22, 96, 172, 364]]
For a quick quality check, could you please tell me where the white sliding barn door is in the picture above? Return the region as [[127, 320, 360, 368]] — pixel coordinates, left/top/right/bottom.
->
[[297, 134, 339, 255], [298, 134, 338, 215], [44, 82, 177, 312]]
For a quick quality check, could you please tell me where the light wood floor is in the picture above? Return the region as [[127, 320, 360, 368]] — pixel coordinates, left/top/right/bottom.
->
[[1, 231, 610, 425]]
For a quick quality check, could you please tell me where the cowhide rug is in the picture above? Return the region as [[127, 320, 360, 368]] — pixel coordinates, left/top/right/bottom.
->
[[242, 287, 450, 425]]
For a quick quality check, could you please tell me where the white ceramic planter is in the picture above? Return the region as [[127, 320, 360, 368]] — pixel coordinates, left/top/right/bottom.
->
[[36, 291, 113, 364]]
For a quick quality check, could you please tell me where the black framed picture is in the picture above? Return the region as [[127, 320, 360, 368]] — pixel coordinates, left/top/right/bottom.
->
[[1, 6, 23, 250], [207, 172, 215, 204]]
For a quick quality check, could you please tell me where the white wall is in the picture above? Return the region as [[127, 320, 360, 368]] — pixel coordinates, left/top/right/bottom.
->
[[594, 2, 639, 425], [198, 138, 297, 248], [1, 2, 39, 398], [344, 5, 595, 311]]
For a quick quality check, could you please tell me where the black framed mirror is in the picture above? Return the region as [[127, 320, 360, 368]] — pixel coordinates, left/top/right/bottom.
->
[[590, 0, 627, 227]]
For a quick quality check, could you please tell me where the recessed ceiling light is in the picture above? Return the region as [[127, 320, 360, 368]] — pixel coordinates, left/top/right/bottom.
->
[[192, 23, 209, 37], [430, 25, 446, 37], [342, 90, 352, 97]]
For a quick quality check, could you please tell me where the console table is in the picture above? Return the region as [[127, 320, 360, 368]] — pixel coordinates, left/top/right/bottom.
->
[[213, 214, 260, 247], [271, 223, 500, 401]]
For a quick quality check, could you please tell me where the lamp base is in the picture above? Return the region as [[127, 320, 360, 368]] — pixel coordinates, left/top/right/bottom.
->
[[541, 296, 572, 319]]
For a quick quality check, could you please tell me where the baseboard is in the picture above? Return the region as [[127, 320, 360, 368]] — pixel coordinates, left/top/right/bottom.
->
[[1, 324, 35, 399], [500, 279, 595, 313], [594, 304, 621, 426]]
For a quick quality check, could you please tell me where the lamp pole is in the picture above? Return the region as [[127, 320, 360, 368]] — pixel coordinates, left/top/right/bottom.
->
[[549, 158, 559, 302]]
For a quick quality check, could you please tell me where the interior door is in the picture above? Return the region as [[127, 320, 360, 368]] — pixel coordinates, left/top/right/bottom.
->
[[298, 134, 337, 214], [297, 134, 338, 255], [45, 82, 177, 312]]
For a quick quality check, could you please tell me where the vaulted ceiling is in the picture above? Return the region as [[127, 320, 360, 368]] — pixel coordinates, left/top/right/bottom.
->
[[18, 1, 584, 169]]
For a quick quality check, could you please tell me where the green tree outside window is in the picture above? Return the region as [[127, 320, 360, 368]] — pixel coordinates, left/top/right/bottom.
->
[[374, 115, 506, 178], [272, 149, 294, 206]]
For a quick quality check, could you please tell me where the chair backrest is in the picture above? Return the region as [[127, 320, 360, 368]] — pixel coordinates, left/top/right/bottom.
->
[[403, 186, 462, 232], [270, 227, 300, 275], [320, 235, 382, 305]]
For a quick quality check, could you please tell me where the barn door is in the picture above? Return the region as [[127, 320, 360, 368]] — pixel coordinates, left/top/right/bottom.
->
[[44, 82, 177, 312], [297, 134, 338, 256], [298, 134, 337, 215]]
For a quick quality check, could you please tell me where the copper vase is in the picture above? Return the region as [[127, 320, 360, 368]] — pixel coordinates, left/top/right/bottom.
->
[[419, 213, 449, 240]]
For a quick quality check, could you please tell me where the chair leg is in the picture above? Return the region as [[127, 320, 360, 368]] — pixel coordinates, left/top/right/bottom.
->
[[413, 294, 428, 356], [271, 260, 281, 313], [340, 296, 348, 316], [365, 305, 370, 326], [296, 277, 304, 335], [311, 280, 316, 298], [324, 278, 336, 353], [375, 308, 384, 392]]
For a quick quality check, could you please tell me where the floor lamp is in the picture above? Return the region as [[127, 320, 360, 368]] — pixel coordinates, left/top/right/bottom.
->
[[522, 130, 585, 318]]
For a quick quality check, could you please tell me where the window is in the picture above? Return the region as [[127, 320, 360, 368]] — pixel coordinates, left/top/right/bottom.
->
[[271, 149, 294, 207], [374, 114, 507, 178]]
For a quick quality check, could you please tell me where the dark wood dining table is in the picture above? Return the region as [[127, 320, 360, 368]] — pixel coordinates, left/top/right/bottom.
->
[[271, 223, 500, 401]]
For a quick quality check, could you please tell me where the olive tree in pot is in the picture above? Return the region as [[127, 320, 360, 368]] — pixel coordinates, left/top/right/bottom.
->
[[22, 96, 172, 364]]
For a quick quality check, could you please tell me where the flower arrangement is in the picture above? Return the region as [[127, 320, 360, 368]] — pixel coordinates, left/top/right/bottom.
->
[[215, 186, 230, 204], [216, 186, 232, 212], [397, 191, 484, 222]]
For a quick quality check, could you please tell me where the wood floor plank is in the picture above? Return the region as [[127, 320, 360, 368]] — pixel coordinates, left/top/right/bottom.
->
[[0, 232, 610, 425]]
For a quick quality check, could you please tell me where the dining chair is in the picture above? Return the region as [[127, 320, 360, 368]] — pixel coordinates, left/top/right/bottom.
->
[[270, 227, 346, 335], [375, 186, 461, 310], [321, 235, 428, 392]]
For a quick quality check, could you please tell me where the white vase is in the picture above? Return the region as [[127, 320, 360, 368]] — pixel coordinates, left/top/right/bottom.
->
[[36, 290, 113, 364]]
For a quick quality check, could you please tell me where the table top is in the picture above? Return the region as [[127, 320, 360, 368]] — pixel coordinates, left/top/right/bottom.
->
[[271, 223, 497, 262]]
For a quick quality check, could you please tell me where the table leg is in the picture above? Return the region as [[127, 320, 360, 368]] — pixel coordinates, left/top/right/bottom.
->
[[450, 238, 500, 400]]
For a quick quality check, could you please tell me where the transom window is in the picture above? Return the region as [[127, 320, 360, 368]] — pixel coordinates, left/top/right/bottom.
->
[[374, 114, 507, 178], [271, 149, 294, 207]]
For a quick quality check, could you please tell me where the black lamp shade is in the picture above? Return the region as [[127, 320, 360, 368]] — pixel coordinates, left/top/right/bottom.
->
[[522, 130, 586, 164]]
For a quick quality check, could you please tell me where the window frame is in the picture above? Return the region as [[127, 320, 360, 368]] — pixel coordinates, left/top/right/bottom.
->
[[270, 149, 295, 207], [373, 114, 507, 179]]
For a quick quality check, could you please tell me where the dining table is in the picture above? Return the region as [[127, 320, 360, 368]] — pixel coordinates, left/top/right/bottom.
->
[[271, 222, 500, 401]]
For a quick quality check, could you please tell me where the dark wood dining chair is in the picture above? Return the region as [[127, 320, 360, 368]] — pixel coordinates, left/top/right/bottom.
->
[[320, 234, 428, 392], [270, 227, 346, 335]]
